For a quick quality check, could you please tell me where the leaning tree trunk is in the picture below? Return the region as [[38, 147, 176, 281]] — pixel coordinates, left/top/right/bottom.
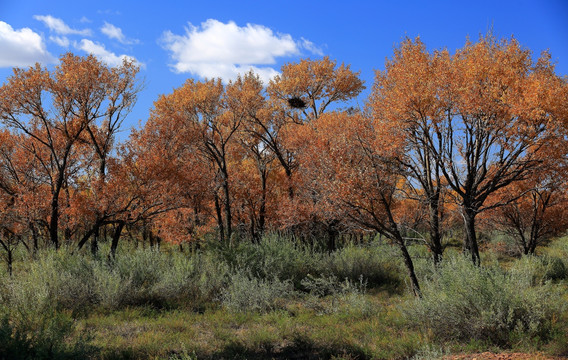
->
[[393, 235, 421, 297], [109, 221, 125, 258]]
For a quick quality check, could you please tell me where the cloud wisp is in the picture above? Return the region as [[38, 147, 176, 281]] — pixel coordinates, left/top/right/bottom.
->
[[161, 19, 322, 83], [0, 21, 55, 67], [75, 39, 142, 68], [34, 15, 91, 36], [101, 22, 139, 45]]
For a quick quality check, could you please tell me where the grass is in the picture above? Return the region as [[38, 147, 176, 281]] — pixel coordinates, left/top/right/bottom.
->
[[1, 234, 568, 359], [80, 291, 422, 360]]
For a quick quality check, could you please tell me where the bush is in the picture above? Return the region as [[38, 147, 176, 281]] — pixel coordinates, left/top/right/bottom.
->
[[323, 243, 402, 289], [215, 234, 320, 287], [221, 270, 294, 313], [406, 256, 564, 346], [300, 274, 374, 316], [102, 247, 229, 309], [215, 235, 402, 293], [0, 274, 91, 359], [509, 255, 568, 285]]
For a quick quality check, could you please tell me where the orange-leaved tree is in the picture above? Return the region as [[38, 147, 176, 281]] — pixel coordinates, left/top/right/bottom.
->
[[0, 53, 140, 249], [297, 111, 422, 295], [372, 35, 568, 265], [486, 158, 568, 255], [265, 57, 365, 198], [369, 38, 450, 264]]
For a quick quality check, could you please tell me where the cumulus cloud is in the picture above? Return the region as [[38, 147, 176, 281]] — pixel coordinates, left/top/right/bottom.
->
[[0, 21, 55, 67], [101, 22, 139, 44], [161, 19, 321, 83], [34, 15, 91, 36], [75, 39, 142, 67]]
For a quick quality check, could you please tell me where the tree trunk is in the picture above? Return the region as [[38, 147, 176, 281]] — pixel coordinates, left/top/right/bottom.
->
[[258, 168, 267, 237], [326, 221, 339, 252], [109, 221, 125, 258], [91, 227, 99, 255], [49, 197, 60, 249], [7, 246, 12, 277], [222, 171, 232, 242], [462, 207, 480, 266], [396, 238, 421, 297], [429, 198, 444, 265], [76, 219, 104, 251], [285, 167, 294, 198], [214, 192, 225, 242], [30, 223, 39, 254]]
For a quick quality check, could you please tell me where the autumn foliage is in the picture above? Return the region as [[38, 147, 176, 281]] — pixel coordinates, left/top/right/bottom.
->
[[0, 35, 567, 294]]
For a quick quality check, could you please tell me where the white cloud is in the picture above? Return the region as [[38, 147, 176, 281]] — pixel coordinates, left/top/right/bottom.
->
[[0, 21, 55, 67], [101, 22, 139, 44], [79, 16, 91, 24], [50, 35, 70, 47], [300, 38, 324, 56], [161, 19, 321, 83], [75, 39, 142, 68], [34, 15, 91, 36]]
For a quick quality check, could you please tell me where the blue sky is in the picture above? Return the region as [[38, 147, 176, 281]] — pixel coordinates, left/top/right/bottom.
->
[[1, 0, 567, 134]]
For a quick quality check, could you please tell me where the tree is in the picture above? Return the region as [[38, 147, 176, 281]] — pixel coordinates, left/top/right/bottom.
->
[[0, 53, 140, 249], [297, 111, 422, 296], [124, 104, 215, 248], [369, 38, 448, 264], [264, 57, 364, 197], [487, 165, 568, 255], [372, 35, 568, 264], [149, 78, 243, 242]]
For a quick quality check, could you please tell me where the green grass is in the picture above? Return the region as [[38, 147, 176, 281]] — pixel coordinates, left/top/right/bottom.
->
[[79, 291, 422, 360], [1, 235, 568, 359]]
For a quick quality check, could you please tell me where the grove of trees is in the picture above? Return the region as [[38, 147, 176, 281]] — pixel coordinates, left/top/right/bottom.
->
[[1, 34, 567, 293]]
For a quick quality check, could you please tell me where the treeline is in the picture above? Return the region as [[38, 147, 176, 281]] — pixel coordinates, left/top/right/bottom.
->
[[1, 34, 567, 294]]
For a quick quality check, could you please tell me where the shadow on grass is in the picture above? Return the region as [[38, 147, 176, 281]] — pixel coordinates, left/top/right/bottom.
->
[[170, 336, 371, 360]]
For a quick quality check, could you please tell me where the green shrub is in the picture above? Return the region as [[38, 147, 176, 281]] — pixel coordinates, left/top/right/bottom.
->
[[542, 256, 568, 281], [410, 345, 449, 360], [215, 235, 402, 292], [92, 247, 229, 309], [0, 274, 91, 359], [221, 270, 294, 313], [216, 234, 320, 287], [323, 243, 402, 289], [509, 255, 568, 285], [406, 255, 564, 346], [300, 274, 373, 315], [92, 263, 129, 310]]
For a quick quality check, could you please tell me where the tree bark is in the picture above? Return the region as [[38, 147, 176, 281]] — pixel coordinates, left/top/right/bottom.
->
[[258, 168, 267, 237], [462, 207, 480, 266], [222, 170, 232, 241], [91, 227, 99, 255], [429, 196, 444, 265], [214, 192, 225, 242], [49, 196, 60, 249], [109, 221, 125, 258], [396, 239, 421, 297]]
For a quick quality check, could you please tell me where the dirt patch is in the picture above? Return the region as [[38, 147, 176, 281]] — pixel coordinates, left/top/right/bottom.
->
[[445, 352, 565, 360]]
